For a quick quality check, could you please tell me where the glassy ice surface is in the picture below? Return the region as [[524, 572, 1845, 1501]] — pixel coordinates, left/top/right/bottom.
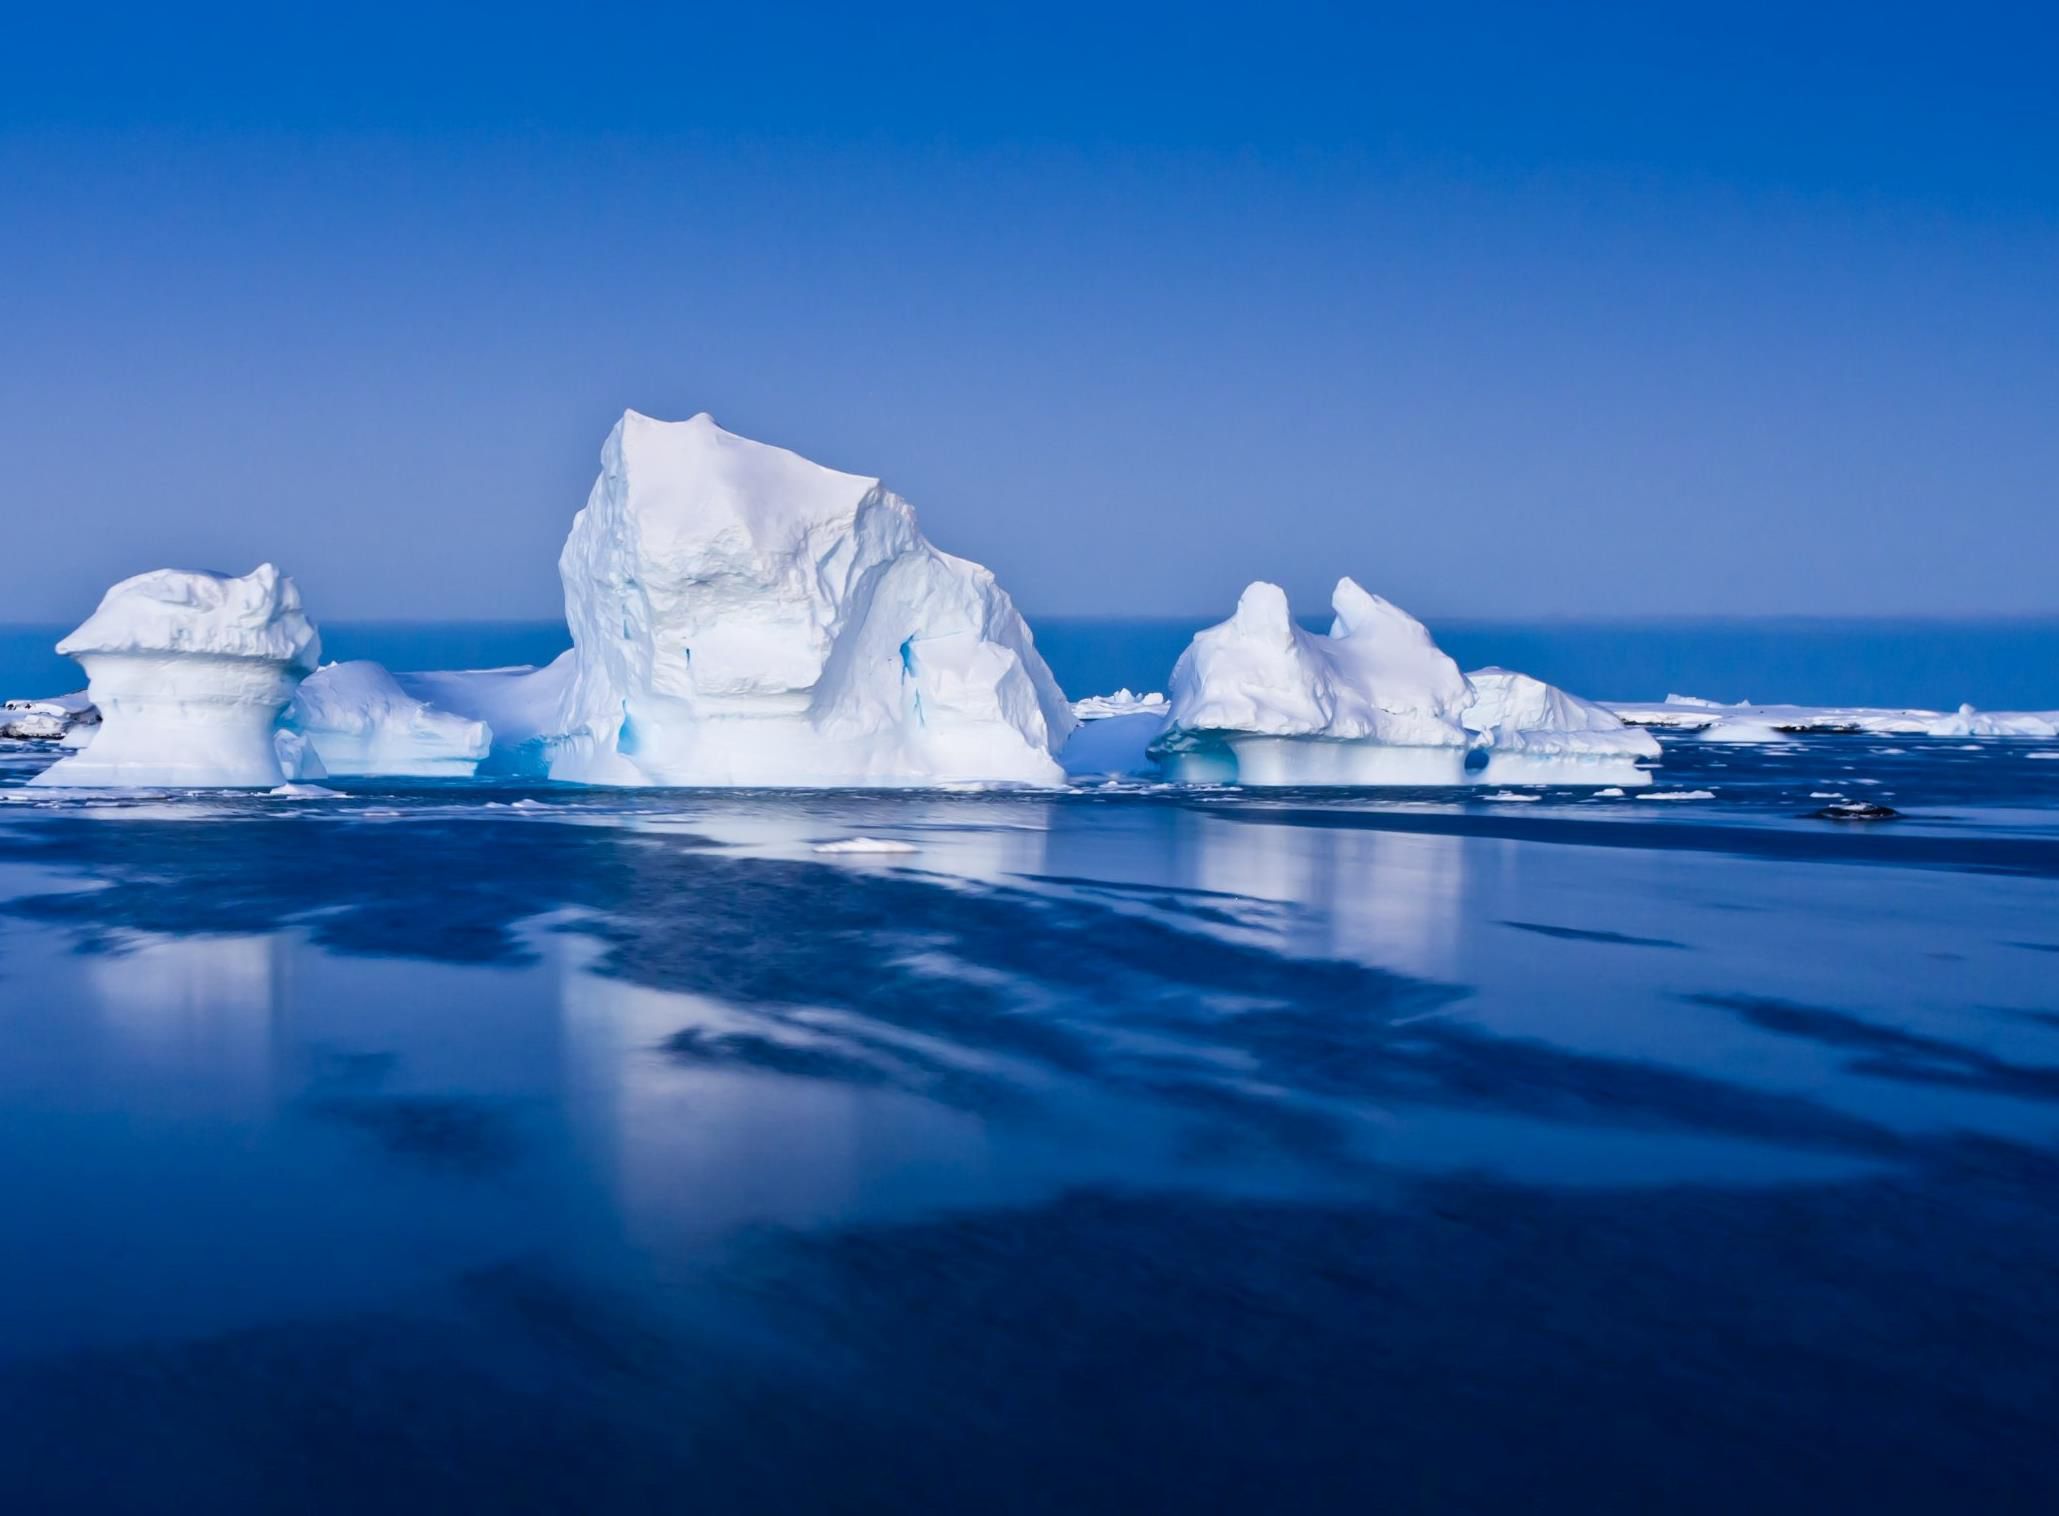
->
[[2, 732, 2057, 1510]]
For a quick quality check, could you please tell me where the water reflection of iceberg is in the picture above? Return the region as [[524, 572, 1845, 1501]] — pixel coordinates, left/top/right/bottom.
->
[[1180, 812, 1467, 982], [556, 943, 991, 1256], [86, 932, 288, 1113]]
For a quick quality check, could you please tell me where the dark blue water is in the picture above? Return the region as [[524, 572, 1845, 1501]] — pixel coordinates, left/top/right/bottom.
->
[[8, 616, 2059, 710], [2, 733, 2058, 1510]]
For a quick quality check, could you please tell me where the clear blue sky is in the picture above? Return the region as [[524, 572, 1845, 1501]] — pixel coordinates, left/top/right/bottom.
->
[[3, 2, 2054, 623]]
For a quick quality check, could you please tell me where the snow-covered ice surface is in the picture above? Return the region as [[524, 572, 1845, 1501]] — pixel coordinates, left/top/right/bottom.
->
[[1461, 667, 1660, 786], [4, 722, 2059, 1507], [285, 660, 492, 778], [1071, 688, 1167, 719], [545, 411, 1073, 787], [0, 692, 97, 743], [1612, 695, 2059, 739], [28, 565, 320, 789]]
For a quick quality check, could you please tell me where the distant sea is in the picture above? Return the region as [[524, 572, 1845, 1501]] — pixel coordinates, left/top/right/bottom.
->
[[5, 616, 2058, 712]]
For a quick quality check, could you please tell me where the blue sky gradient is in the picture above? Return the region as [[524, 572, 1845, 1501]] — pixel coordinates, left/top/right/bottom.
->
[[3, 2, 2054, 622]]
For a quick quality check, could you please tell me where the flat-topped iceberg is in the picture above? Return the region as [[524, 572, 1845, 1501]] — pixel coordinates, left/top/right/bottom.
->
[[1151, 579, 1474, 785], [284, 660, 493, 778], [1461, 667, 1660, 785], [31, 565, 320, 788], [546, 411, 1073, 786]]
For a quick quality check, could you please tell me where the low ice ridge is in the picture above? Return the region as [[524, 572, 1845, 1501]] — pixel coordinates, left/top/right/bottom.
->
[[284, 660, 493, 778], [1610, 696, 2059, 739]]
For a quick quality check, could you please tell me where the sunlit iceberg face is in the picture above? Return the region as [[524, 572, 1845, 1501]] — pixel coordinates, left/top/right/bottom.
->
[[31, 564, 321, 790], [1461, 668, 1661, 787], [1152, 578, 1481, 787], [548, 411, 1075, 788], [1149, 582, 1663, 789]]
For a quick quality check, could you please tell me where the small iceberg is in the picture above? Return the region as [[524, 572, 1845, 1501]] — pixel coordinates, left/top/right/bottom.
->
[[30, 565, 320, 789], [286, 660, 492, 778], [1, 691, 98, 744], [1150, 579, 1474, 786]]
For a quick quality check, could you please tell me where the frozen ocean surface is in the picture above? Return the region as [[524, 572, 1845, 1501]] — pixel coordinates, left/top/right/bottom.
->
[[2, 705, 2059, 1506]]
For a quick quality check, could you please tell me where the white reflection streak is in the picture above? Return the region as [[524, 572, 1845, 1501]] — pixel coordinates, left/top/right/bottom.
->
[[1184, 815, 1466, 981], [86, 932, 287, 1113]]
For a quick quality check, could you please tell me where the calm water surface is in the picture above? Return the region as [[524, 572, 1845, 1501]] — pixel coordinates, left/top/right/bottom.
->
[[2, 733, 2057, 1510]]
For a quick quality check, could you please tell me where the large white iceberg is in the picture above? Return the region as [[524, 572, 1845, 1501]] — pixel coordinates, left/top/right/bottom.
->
[[1461, 667, 1660, 785], [283, 660, 493, 777], [544, 411, 1074, 787], [30, 565, 319, 788], [1151, 579, 1474, 785]]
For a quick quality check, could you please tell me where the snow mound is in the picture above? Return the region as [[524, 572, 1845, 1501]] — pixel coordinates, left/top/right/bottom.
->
[[1073, 689, 1168, 719], [1, 691, 98, 743], [1461, 667, 1659, 786], [1153, 579, 1472, 785], [1925, 704, 2059, 739], [286, 660, 492, 777], [30, 565, 320, 788], [811, 836, 920, 854], [546, 412, 1073, 787]]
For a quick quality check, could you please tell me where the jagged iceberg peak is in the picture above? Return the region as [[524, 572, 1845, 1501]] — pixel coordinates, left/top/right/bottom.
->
[[33, 564, 322, 789], [551, 410, 1074, 786], [1164, 577, 1472, 748]]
